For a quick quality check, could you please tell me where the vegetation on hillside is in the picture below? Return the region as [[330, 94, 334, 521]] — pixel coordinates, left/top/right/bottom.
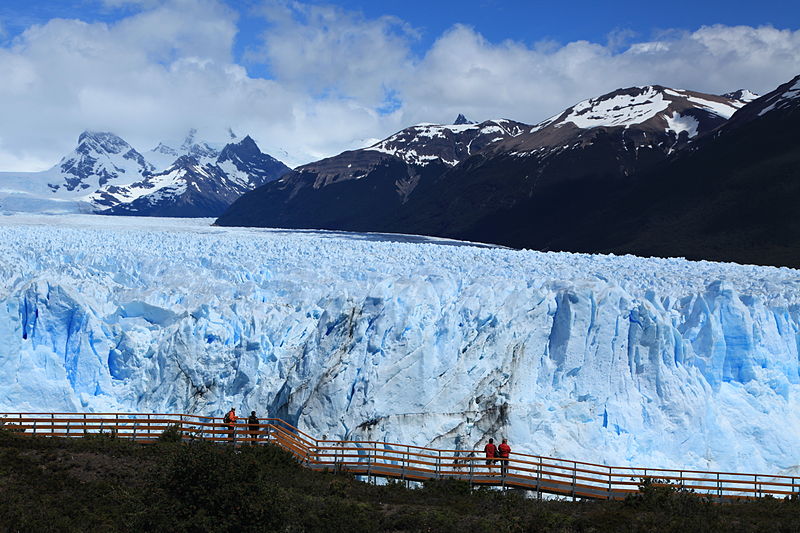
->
[[0, 430, 798, 532]]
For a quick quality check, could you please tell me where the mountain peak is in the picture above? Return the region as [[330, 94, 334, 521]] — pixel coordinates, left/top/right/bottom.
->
[[78, 130, 124, 144], [76, 131, 131, 155], [236, 134, 257, 148], [181, 128, 198, 151], [722, 89, 759, 103], [171, 154, 200, 169], [219, 135, 259, 159], [546, 84, 744, 132], [454, 114, 474, 125]]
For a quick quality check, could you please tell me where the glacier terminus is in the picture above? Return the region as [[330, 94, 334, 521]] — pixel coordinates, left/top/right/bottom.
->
[[1, 214, 800, 475]]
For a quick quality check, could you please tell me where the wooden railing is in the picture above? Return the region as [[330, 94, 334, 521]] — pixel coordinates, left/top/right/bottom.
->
[[2, 412, 797, 501]]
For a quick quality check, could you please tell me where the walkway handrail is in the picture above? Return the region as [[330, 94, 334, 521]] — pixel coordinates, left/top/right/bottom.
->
[[1, 412, 796, 501]]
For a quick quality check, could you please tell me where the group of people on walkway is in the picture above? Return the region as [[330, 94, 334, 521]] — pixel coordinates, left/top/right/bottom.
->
[[222, 407, 513, 479], [484, 438, 512, 476], [223, 407, 261, 444]]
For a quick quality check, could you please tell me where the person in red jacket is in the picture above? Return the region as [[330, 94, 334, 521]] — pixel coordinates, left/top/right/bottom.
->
[[484, 438, 497, 471], [498, 438, 511, 476]]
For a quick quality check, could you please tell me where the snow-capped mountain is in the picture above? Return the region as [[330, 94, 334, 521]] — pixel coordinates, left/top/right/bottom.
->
[[0, 131, 290, 217], [216, 135, 292, 190], [378, 86, 754, 246], [217, 85, 753, 244], [501, 85, 750, 158], [722, 89, 760, 103], [215, 116, 527, 229], [144, 128, 223, 171], [3, 214, 800, 475], [721, 75, 799, 129], [579, 74, 800, 267], [51, 131, 155, 194], [393, 75, 800, 268], [100, 136, 290, 217], [365, 118, 525, 167]]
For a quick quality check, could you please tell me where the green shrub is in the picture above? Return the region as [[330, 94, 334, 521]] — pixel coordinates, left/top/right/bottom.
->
[[157, 424, 183, 443]]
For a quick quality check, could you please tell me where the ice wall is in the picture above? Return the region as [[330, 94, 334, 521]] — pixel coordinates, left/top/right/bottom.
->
[[1, 215, 799, 474]]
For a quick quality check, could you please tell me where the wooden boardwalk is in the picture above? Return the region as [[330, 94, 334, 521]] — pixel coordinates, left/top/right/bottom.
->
[[2, 412, 796, 501]]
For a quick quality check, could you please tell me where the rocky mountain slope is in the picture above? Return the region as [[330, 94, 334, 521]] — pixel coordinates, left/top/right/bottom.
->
[[215, 86, 755, 253], [214, 117, 527, 229], [99, 136, 291, 217], [587, 75, 800, 267], [385, 86, 751, 247]]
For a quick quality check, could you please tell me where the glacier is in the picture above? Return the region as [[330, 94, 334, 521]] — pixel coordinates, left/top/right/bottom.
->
[[1, 214, 800, 475]]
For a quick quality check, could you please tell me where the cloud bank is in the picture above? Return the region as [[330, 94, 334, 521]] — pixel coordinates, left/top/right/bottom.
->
[[0, 0, 798, 171]]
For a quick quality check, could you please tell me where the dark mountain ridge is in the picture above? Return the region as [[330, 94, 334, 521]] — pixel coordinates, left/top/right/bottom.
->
[[217, 85, 772, 265], [215, 118, 528, 229]]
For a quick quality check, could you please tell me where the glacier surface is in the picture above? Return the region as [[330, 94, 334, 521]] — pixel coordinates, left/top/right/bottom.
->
[[1, 214, 800, 474]]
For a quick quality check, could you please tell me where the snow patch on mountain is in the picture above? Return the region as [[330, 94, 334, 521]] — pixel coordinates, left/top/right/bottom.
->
[[2, 214, 800, 474], [561, 88, 671, 128], [683, 94, 743, 119], [144, 129, 223, 171], [758, 77, 800, 117], [366, 120, 524, 167], [557, 87, 745, 131], [665, 112, 700, 138], [723, 89, 759, 103]]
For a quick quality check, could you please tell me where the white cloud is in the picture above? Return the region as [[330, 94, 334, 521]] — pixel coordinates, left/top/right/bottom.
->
[[251, 1, 416, 107], [398, 24, 800, 126], [0, 0, 798, 173]]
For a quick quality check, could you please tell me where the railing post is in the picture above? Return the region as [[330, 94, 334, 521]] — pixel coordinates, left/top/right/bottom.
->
[[717, 473, 721, 499], [469, 455, 474, 487], [50, 413, 54, 437], [537, 458, 542, 500], [608, 467, 612, 499], [147, 414, 151, 439], [436, 450, 442, 479], [83, 413, 87, 435], [755, 475, 759, 498], [367, 447, 372, 483], [32, 418, 37, 435], [572, 461, 577, 501]]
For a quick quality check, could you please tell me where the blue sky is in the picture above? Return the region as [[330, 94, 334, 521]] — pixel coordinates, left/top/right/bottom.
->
[[4, 1, 797, 72], [0, 0, 798, 170]]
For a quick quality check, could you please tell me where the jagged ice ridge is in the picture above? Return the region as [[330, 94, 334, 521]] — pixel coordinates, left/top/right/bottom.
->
[[1, 215, 800, 475]]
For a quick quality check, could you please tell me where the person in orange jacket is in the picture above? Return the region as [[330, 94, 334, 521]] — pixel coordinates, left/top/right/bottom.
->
[[484, 438, 497, 470], [498, 438, 511, 476], [223, 407, 237, 442]]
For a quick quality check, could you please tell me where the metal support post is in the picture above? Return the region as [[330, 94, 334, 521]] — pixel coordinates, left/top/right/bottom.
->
[[572, 462, 577, 501]]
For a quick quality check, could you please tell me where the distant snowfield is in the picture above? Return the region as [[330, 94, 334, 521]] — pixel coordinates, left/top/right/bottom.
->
[[1, 213, 800, 474]]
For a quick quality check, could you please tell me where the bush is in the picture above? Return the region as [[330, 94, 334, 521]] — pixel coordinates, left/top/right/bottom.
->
[[624, 477, 710, 511], [158, 424, 183, 443]]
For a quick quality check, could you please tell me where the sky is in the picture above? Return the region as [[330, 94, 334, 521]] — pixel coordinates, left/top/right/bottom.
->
[[0, 0, 798, 170]]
